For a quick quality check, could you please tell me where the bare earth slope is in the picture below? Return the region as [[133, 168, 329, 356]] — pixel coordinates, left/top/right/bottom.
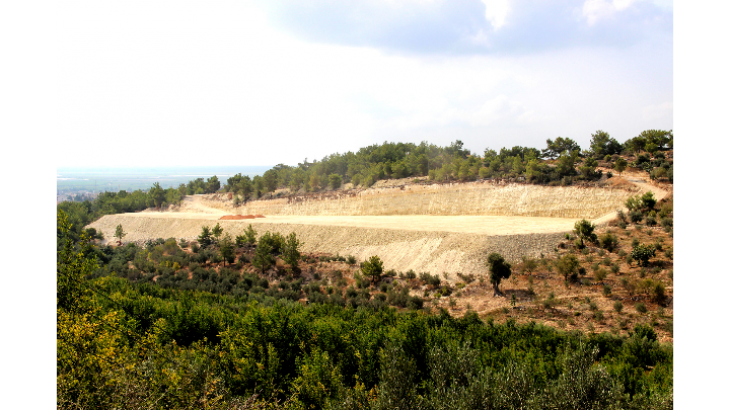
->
[[89, 177, 664, 276], [90, 213, 566, 275]]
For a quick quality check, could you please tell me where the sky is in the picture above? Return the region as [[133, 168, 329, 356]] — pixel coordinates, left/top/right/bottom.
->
[[52, 0, 672, 167]]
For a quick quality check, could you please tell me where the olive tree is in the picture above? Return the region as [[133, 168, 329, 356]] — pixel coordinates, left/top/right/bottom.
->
[[486, 253, 512, 296], [556, 255, 580, 287]]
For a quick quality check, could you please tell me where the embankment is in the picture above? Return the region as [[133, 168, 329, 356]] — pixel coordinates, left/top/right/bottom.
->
[[89, 214, 567, 276]]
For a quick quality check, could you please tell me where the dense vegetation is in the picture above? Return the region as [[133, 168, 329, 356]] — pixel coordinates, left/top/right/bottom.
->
[[223, 130, 673, 201], [58, 210, 673, 409]]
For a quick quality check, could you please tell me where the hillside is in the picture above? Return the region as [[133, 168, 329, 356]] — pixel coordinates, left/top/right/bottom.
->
[[61, 134, 675, 409]]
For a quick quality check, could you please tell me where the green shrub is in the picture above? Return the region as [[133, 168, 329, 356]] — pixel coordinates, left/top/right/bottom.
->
[[631, 243, 656, 267], [613, 301, 623, 313], [599, 233, 619, 252], [629, 210, 643, 223], [660, 217, 673, 229], [635, 303, 647, 313], [632, 323, 657, 341]]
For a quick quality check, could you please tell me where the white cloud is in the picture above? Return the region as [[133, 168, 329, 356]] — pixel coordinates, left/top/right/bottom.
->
[[481, 0, 511, 30], [582, 0, 638, 25], [52, 1, 671, 167]]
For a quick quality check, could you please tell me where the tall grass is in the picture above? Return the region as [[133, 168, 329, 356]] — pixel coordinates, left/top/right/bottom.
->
[[227, 182, 636, 219]]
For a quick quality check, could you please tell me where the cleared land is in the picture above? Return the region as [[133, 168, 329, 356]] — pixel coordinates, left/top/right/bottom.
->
[[90, 213, 566, 275], [186, 181, 640, 219], [90, 178, 662, 275]]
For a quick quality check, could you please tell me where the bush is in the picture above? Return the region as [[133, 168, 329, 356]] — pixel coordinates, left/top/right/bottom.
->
[[660, 217, 672, 229], [599, 233, 619, 252], [632, 323, 657, 341], [645, 216, 657, 227], [631, 243, 656, 267], [573, 219, 598, 248], [635, 303, 647, 313], [629, 210, 643, 223], [419, 272, 441, 288], [603, 285, 612, 296], [613, 301, 623, 313]]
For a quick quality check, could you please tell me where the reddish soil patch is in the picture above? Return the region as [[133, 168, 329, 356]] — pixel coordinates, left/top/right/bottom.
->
[[219, 215, 255, 220]]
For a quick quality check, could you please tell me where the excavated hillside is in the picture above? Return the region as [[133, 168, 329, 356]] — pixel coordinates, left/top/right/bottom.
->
[[89, 176, 665, 276], [90, 213, 566, 275]]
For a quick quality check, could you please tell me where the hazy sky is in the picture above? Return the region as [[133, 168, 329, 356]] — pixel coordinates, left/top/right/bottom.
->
[[55, 0, 672, 167]]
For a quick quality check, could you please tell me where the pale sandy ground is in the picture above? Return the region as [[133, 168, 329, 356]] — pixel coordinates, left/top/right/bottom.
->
[[89, 175, 667, 275], [123, 212, 578, 236]]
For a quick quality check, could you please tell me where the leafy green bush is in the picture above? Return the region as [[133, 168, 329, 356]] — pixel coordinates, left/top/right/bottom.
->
[[599, 233, 619, 252], [629, 210, 643, 223], [631, 243, 656, 267]]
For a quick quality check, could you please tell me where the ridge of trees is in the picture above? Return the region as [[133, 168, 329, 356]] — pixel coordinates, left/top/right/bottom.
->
[[57, 129, 673, 238]]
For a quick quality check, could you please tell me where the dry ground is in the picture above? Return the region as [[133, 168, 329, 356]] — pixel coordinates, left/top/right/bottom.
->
[[90, 176, 664, 276]]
